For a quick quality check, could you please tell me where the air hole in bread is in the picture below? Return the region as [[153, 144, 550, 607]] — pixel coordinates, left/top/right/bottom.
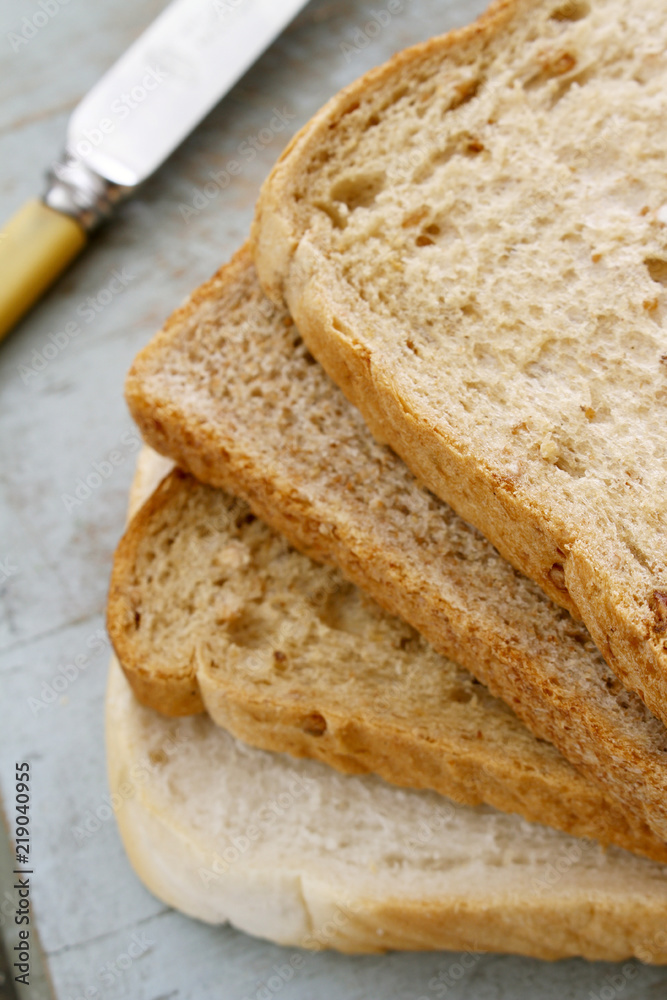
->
[[649, 591, 667, 635], [449, 688, 474, 705], [273, 650, 287, 671], [550, 0, 590, 21], [378, 85, 409, 114], [524, 52, 577, 90], [645, 258, 667, 287], [338, 101, 360, 120], [553, 452, 586, 478], [330, 171, 386, 213], [225, 609, 267, 648], [301, 712, 327, 736], [413, 135, 485, 184], [315, 581, 369, 636], [548, 562, 569, 593], [461, 302, 480, 320], [411, 146, 453, 184], [449, 77, 480, 111], [315, 200, 347, 229]]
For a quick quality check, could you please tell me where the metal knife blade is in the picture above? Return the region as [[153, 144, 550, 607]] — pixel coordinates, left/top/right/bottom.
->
[[0, 0, 309, 340], [68, 0, 308, 187]]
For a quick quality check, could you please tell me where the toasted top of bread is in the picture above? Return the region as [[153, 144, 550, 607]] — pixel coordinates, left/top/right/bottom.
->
[[252, 0, 667, 725], [124, 247, 667, 845]]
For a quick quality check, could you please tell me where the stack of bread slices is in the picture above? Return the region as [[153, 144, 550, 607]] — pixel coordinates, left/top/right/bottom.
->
[[106, 0, 667, 962]]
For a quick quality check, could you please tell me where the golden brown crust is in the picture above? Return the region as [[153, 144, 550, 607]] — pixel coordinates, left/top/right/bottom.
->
[[107, 470, 205, 716], [332, 894, 667, 960]]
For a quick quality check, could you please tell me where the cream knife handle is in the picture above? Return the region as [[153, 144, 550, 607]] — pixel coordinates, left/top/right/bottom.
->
[[0, 199, 87, 342]]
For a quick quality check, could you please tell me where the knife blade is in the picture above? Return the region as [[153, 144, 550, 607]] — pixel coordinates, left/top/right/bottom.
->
[[0, 0, 309, 341]]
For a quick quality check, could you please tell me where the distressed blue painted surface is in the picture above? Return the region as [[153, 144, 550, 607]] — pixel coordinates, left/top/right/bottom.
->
[[0, 1, 666, 997]]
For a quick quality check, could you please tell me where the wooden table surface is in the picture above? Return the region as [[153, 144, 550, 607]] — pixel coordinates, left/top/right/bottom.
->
[[1, 1, 666, 997]]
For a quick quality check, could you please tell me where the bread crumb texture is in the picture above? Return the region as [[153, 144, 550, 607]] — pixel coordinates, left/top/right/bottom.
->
[[124, 246, 667, 845], [292, 0, 667, 511], [109, 455, 667, 858], [108, 654, 667, 960], [255, 0, 667, 716]]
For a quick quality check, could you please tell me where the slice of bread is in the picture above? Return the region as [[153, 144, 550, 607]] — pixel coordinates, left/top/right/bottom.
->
[[251, 0, 667, 726], [124, 247, 667, 845], [109, 445, 667, 959], [108, 448, 667, 960], [107, 652, 667, 960], [108, 450, 667, 862]]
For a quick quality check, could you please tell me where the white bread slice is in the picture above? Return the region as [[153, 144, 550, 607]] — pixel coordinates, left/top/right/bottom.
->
[[124, 248, 667, 845], [107, 653, 667, 960], [251, 0, 667, 726], [107, 454, 667, 861], [107, 450, 667, 959]]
